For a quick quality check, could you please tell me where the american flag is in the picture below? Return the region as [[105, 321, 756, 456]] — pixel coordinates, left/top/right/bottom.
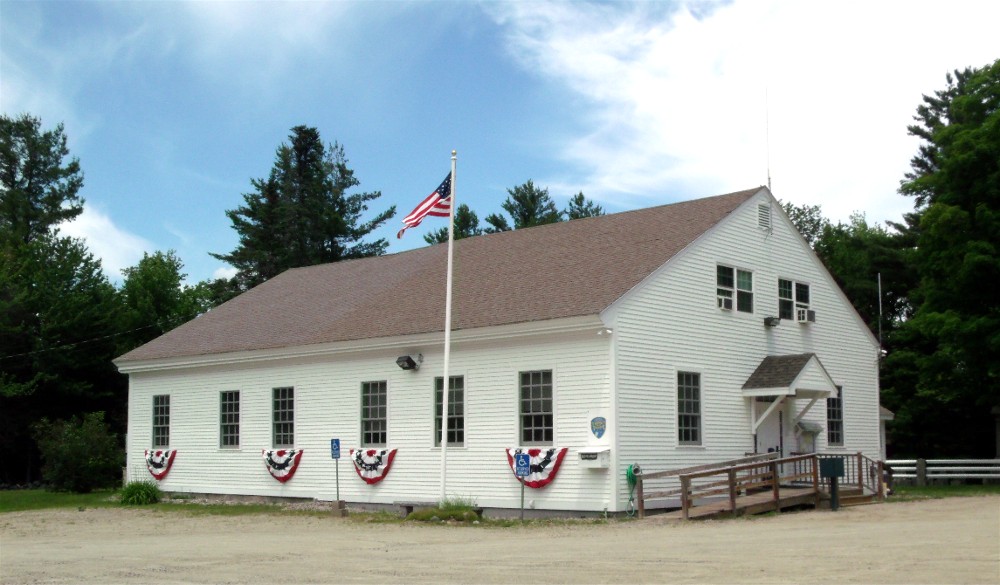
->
[[397, 173, 452, 239]]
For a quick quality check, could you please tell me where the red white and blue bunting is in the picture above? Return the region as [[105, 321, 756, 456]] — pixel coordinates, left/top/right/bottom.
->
[[262, 449, 303, 483], [144, 449, 176, 480], [350, 448, 397, 485], [505, 447, 568, 489]]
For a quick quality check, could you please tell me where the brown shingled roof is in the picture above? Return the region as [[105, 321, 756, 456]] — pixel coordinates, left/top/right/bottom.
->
[[742, 354, 816, 389], [117, 187, 762, 363]]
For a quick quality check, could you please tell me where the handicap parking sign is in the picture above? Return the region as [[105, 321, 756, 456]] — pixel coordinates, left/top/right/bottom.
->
[[514, 453, 531, 477]]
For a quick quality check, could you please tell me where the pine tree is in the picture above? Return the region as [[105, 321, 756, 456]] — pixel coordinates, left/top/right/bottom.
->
[[212, 126, 395, 290], [484, 180, 562, 233], [0, 114, 84, 245], [423, 204, 482, 244], [564, 192, 604, 219], [889, 58, 1000, 456]]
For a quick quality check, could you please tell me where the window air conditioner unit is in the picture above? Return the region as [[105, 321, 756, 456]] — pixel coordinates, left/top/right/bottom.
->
[[718, 296, 733, 311], [796, 308, 816, 323]]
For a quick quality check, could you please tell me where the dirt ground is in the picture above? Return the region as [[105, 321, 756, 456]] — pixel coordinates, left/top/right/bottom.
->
[[1, 496, 998, 584]]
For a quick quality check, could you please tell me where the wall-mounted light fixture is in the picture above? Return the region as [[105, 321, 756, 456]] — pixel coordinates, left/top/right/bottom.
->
[[396, 354, 422, 370], [763, 316, 781, 328]]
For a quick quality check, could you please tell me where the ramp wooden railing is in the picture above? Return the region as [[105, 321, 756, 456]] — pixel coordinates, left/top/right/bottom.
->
[[812, 452, 884, 498], [635, 452, 821, 519], [634, 453, 778, 518], [635, 452, 887, 519]]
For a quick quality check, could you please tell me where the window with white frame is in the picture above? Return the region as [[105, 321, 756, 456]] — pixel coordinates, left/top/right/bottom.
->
[[520, 370, 553, 445], [779, 278, 810, 321], [272, 387, 294, 447], [827, 388, 844, 446], [677, 372, 702, 445], [220, 391, 240, 448], [152, 395, 170, 447], [434, 376, 464, 447], [362, 381, 387, 446], [717, 265, 753, 313]]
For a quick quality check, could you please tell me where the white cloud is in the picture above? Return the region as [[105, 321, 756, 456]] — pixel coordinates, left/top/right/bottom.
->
[[59, 205, 154, 282], [489, 0, 1000, 225], [212, 266, 238, 281]]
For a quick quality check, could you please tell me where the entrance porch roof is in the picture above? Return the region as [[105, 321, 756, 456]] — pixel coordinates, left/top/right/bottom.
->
[[742, 353, 838, 399]]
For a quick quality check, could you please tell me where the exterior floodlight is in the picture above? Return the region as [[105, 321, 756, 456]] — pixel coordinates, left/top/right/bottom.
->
[[396, 355, 420, 370]]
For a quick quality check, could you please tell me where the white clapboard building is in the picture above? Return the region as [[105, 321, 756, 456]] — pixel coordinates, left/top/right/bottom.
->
[[116, 187, 882, 514]]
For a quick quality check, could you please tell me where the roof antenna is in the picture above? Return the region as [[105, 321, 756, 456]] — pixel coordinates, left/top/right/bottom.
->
[[766, 87, 772, 192]]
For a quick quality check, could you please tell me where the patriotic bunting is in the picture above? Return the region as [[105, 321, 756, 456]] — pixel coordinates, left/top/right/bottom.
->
[[505, 447, 568, 489], [144, 449, 176, 480], [350, 448, 397, 485], [262, 449, 303, 483]]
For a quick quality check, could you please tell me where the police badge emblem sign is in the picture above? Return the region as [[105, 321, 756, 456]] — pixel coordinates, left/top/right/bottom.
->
[[590, 416, 606, 439]]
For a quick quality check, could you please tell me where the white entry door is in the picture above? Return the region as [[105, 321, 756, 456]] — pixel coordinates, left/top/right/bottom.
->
[[754, 398, 785, 456]]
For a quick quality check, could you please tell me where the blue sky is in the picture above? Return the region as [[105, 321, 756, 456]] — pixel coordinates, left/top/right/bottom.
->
[[3, 0, 998, 284]]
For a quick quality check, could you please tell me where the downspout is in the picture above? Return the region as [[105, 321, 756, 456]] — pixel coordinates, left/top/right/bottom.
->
[[608, 327, 620, 513]]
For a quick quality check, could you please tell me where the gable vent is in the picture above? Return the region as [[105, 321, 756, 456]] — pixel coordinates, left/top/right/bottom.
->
[[757, 203, 772, 231]]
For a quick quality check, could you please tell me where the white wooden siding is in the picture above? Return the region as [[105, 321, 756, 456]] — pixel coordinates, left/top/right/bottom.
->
[[607, 191, 881, 505], [126, 328, 614, 512]]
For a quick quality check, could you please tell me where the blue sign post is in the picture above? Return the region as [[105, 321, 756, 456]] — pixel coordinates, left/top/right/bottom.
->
[[331, 439, 341, 503], [515, 452, 531, 520]]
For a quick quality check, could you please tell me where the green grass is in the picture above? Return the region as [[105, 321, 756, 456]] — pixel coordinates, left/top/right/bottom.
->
[[21, 486, 991, 521], [0, 489, 119, 513], [890, 483, 1000, 501]]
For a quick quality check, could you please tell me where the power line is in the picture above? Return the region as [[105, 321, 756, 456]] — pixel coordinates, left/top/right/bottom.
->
[[0, 313, 201, 362]]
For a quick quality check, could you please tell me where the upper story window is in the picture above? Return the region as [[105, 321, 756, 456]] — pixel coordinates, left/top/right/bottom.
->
[[272, 387, 294, 447], [520, 370, 553, 445], [220, 390, 240, 448], [362, 381, 388, 446], [152, 395, 170, 447], [779, 279, 811, 321], [717, 265, 753, 313], [434, 376, 465, 447]]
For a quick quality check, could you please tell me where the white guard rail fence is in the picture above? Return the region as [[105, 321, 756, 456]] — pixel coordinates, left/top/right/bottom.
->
[[885, 459, 1000, 485]]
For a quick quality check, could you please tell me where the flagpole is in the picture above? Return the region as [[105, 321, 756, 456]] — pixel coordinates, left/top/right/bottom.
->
[[439, 150, 456, 504]]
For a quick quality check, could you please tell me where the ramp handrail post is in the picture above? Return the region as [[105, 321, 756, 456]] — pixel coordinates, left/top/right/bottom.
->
[[728, 468, 737, 511], [680, 476, 691, 520], [770, 460, 780, 510], [811, 454, 820, 507], [857, 452, 864, 490], [877, 459, 885, 500]]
